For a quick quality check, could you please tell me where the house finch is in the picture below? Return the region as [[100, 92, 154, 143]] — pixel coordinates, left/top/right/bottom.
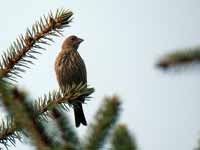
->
[[55, 35, 87, 127]]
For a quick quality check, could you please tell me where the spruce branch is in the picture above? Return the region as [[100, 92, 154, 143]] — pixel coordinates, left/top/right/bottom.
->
[[31, 120, 61, 150], [0, 118, 22, 149], [34, 83, 94, 117], [12, 88, 55, 150], [156, 46, 200, 69], [110, 124, 137, 150], [0, 83, 94, 148], [51, 108, 80, 149], [0, 8, 73, 81], [83, 96, 121, 150], [194, 136, 200, 150], [0, 80, 50, 149]]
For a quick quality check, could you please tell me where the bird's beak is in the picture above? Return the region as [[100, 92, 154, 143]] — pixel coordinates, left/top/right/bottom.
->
[[77, 38, 84, 44]]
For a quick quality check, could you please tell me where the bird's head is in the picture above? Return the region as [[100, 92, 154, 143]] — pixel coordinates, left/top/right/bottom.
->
[[61, 35, 84, 52]]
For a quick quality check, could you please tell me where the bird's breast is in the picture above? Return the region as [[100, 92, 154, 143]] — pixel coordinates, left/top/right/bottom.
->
[[55, 51, 87, 89]]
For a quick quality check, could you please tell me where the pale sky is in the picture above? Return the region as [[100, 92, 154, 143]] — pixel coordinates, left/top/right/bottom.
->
[[1, 0, 200, 150]]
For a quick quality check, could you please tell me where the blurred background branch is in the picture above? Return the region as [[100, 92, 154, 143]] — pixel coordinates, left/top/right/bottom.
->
[[156, 46, 200, 69], [83, 96, 121, 150], [111, 124, 137, 150]]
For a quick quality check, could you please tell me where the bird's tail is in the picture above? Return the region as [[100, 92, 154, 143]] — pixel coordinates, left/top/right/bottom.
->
[[74, 102, 87, 127]]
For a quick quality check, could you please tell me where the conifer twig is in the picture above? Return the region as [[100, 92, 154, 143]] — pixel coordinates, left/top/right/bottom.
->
[[51, 108, 80, 149], [156, 46, 200, 69], [0, 8, 73, 82], [34, 83, 94, 117], [0, 80, 50, 149], [0, 83, 94, 148], [12, 89, 52, 150], [83, 96, 121, 150], [0, 118, 22, 149], [111, 124, 137, 150]]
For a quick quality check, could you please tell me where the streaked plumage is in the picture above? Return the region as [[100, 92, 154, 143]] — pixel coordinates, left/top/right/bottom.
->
[[55, 35, 87, 127]]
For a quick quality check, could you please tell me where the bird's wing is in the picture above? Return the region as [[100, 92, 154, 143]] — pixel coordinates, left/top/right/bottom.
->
[[78, 57, 87, 83]]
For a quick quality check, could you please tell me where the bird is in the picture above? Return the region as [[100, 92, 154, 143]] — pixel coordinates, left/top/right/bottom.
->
[[55, 35, 87, 127]]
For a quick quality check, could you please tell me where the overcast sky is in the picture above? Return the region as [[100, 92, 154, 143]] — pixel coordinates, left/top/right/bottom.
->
[[1, 0, 200, 150]]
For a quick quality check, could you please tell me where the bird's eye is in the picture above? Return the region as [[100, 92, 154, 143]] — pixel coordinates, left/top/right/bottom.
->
[[71, 37, 76, 41]]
